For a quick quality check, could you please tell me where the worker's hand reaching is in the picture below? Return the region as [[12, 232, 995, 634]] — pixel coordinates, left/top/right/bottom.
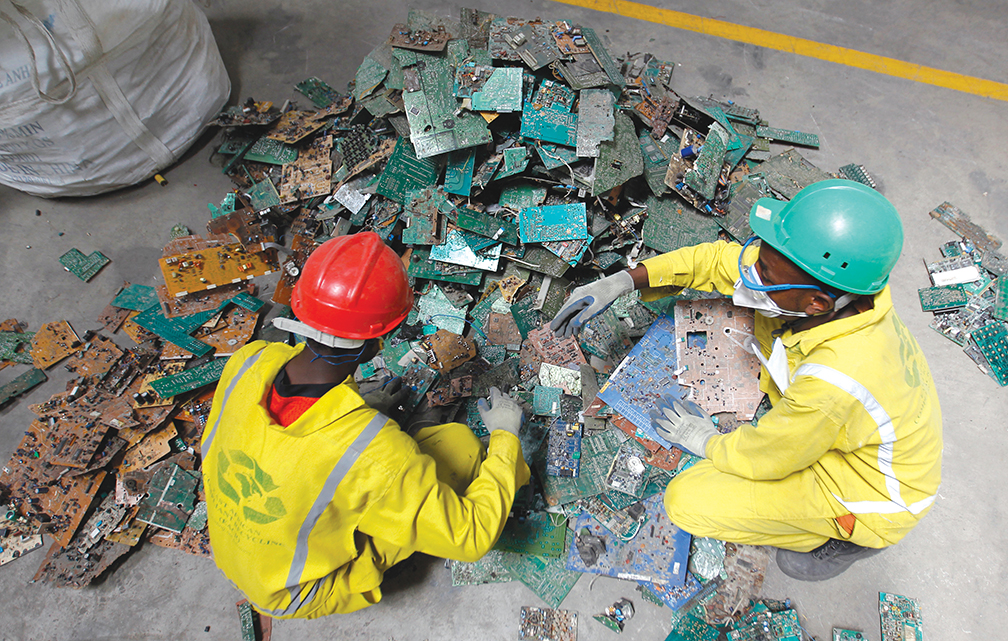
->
[[649, 394, 718, 458], [361, 377, 408, 417], [477, 387, 523, 437], [550, 271, 635, 337]]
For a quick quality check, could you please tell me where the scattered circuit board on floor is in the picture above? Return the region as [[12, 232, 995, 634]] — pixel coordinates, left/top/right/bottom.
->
[[879, 592, 923, 641], [519, 606, 577, 641], [501, 537, 582, 608], [597, 315, 678, 432], [566, 494, 691, 586], [928, 201, 1002, 253], [969, 322, 1008, 386], [833, 629, 866, 641], [918, 284, 968, 312], [838, 163, 876, 189], [727, 604, 802, 641], [675, 299, 763, 419], [495, 511, 567, 557], [666, 613, 720, 641], [450, 549, 514, 586], [59, 249, 110, 282], [638, 572, 702, 610], [755, 125, 820, 148]]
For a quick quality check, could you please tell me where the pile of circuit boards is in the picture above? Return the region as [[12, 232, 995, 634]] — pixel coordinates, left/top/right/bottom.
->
[[0, 7, 909, 638], [919, 201, 1008, 386]]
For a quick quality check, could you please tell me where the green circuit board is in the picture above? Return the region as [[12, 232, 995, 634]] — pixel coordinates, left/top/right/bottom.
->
[[879, 592, 923, 641], [59, 249, 110, 282], [756, 125, 820, 148]]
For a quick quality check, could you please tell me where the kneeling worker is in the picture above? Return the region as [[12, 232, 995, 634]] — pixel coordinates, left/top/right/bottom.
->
[[551, 180, 941, 581], [203, 232, 530, 617]]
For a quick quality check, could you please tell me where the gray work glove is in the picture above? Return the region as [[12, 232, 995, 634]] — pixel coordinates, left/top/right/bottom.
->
[[649, 394, 718, 458], [550, 271, 635, 338], [361, 377, 408, 417], [477, 386, 523, 437]]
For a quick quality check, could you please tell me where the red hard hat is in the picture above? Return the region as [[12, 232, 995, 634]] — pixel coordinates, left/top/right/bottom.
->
[[291, 232, 413, 340]]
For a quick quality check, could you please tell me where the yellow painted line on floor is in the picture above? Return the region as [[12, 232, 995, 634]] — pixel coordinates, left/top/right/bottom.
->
[[550, 0, 1008, 102]]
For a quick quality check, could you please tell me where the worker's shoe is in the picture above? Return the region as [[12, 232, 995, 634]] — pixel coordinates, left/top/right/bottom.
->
[[775, 539, 883, 581]]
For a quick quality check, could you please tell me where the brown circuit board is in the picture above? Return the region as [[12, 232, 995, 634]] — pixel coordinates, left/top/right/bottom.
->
[[118, 422, 178, 474], [272, 212, 319, 306], [486, 312, 523, 350], [33, 536, 131, 588], [62, 333, 124, 378], [206, 208, 275, 247], [30, 320, 82, 369], [278, 134, 333, 204], [158, 235, 277, 298], [147, 525, 212, 558], [527, 325, 587, 369], [674, 299, 763, 420], [264, 109, 327, 144], [0, 428, 106, 548], [420, 329, 478, 373]]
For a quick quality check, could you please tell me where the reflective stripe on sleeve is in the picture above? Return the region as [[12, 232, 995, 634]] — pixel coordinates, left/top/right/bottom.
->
[[256, 412, 389, 618], [794, 363, 936, 516], [201, 348, 266, 459]]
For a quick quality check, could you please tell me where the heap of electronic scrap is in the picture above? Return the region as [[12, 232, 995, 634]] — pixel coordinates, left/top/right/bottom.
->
[[0, 272, 270, 584], [919, 202, 1008, 386], [0, 7, 867, 620]]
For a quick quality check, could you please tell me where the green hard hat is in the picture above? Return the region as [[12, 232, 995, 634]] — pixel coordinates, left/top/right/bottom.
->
[[748, 179, 903, 295]]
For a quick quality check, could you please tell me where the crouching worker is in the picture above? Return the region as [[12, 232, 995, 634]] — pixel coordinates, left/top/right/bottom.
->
[[551, 180, 942, 581], [202, 232, 530, 618]]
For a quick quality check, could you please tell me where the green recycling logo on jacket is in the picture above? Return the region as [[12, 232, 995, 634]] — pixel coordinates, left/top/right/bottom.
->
[[217, 449, 287, 524]]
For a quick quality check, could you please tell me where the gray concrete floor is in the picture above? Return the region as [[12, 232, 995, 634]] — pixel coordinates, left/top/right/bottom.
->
[[2, 0, 1007, 639]]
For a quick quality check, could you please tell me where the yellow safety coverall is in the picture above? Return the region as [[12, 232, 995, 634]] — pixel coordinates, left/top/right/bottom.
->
[[641, 241, 942, 551], [201, 341, 530, 618]]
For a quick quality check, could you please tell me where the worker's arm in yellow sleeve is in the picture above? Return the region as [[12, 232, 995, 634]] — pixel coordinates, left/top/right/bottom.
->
[[704, 381, 843, 480], [357, 431, 530, 563], [637, 240, 748, 300]]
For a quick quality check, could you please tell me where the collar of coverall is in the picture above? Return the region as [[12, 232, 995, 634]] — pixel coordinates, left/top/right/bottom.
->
[[772, 285, 893, 356], [256, 343, 374, 435]]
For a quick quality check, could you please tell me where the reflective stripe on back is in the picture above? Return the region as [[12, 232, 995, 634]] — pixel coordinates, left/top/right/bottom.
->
[[257, 412, 388, 618], [794, 362, 935, 516], [201, 348, 266, 459]]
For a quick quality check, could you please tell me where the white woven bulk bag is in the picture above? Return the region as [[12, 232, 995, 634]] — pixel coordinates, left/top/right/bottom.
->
[[0, 0, 230, 197]]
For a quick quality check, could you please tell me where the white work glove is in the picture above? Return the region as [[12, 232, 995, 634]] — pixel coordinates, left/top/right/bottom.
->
[[361, 377, 408, 417], [649, 394, 718, 458], [550, 271, 635, 338], [477, 386, 523, 437]]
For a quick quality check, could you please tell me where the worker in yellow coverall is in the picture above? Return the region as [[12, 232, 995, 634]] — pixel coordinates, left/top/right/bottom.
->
[[551, 180, 941, 581], [202, 232, 530, 617]]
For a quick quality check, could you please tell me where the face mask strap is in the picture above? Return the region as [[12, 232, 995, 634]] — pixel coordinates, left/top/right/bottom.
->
[[306, 340, 371, 367], [738, 237, 833, 295]]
